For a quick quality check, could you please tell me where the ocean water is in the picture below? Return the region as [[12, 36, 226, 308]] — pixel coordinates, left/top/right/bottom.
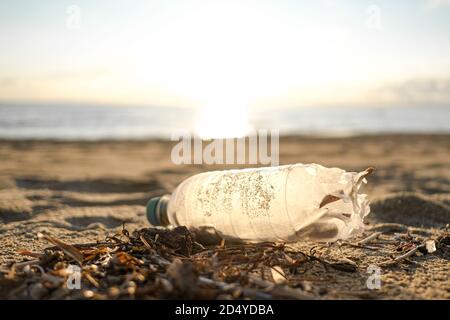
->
[[0, 103, 449, 140]]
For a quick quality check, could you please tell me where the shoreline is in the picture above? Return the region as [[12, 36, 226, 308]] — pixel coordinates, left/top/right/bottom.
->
[[0, 132, 449, 143]]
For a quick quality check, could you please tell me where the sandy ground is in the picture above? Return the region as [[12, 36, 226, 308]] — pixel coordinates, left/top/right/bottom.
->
[[0, 135, 449, 299]]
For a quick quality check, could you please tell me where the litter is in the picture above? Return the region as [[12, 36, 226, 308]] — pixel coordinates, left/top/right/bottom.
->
[[147, 164, 374, 242]]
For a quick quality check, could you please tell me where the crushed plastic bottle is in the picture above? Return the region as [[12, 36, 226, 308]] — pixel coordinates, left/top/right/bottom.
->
[[146, 164, 373, 243]]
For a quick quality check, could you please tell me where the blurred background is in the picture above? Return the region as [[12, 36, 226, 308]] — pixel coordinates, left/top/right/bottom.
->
[[0, 0, 449, 139]]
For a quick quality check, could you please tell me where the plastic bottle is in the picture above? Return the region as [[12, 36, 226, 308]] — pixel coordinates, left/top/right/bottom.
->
[[146, 164, 373, 243]]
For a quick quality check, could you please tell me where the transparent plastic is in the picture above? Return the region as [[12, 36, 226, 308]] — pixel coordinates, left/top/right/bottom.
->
[[163, 164, 373, 242]]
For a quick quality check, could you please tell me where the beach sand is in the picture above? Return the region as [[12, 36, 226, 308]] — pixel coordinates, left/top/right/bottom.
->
[[0, 134, 449, 299]]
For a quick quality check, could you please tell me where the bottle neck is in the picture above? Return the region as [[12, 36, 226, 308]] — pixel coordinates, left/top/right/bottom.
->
[[155, 195, 170, 226]]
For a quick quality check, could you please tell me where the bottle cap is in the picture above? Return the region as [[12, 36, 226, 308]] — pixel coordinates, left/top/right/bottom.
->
[[146, 197, 161, 226]]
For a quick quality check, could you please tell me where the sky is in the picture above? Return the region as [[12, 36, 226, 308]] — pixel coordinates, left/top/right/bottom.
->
[[1, 0, 450, 110]]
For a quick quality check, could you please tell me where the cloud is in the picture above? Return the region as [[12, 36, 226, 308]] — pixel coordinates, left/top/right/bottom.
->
[[0, 77, 16, 87], [43, 69, 109, 81], [372, 77, 450, 106], [426, 0, 450, 8]]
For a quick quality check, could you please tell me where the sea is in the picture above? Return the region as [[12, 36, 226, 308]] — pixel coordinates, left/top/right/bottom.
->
[[0, 103, 449, 140]]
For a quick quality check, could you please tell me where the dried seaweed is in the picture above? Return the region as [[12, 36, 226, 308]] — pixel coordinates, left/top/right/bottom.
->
[[1, 225, 447, 300], [0, 226, 323, 299]]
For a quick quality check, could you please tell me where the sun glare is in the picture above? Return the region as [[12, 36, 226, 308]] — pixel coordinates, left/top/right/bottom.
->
[[131, 2, 359, 138], [195, 101, 251, 139]]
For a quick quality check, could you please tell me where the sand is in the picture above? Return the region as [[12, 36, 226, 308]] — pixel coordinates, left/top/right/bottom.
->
[[0, 134, 449, 299]]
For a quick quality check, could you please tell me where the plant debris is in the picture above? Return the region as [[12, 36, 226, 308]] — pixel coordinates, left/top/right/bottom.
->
[[1, 225, 448, 300]]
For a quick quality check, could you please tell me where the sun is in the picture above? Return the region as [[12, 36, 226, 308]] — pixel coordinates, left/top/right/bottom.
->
[[195, 101, 251, 139]]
